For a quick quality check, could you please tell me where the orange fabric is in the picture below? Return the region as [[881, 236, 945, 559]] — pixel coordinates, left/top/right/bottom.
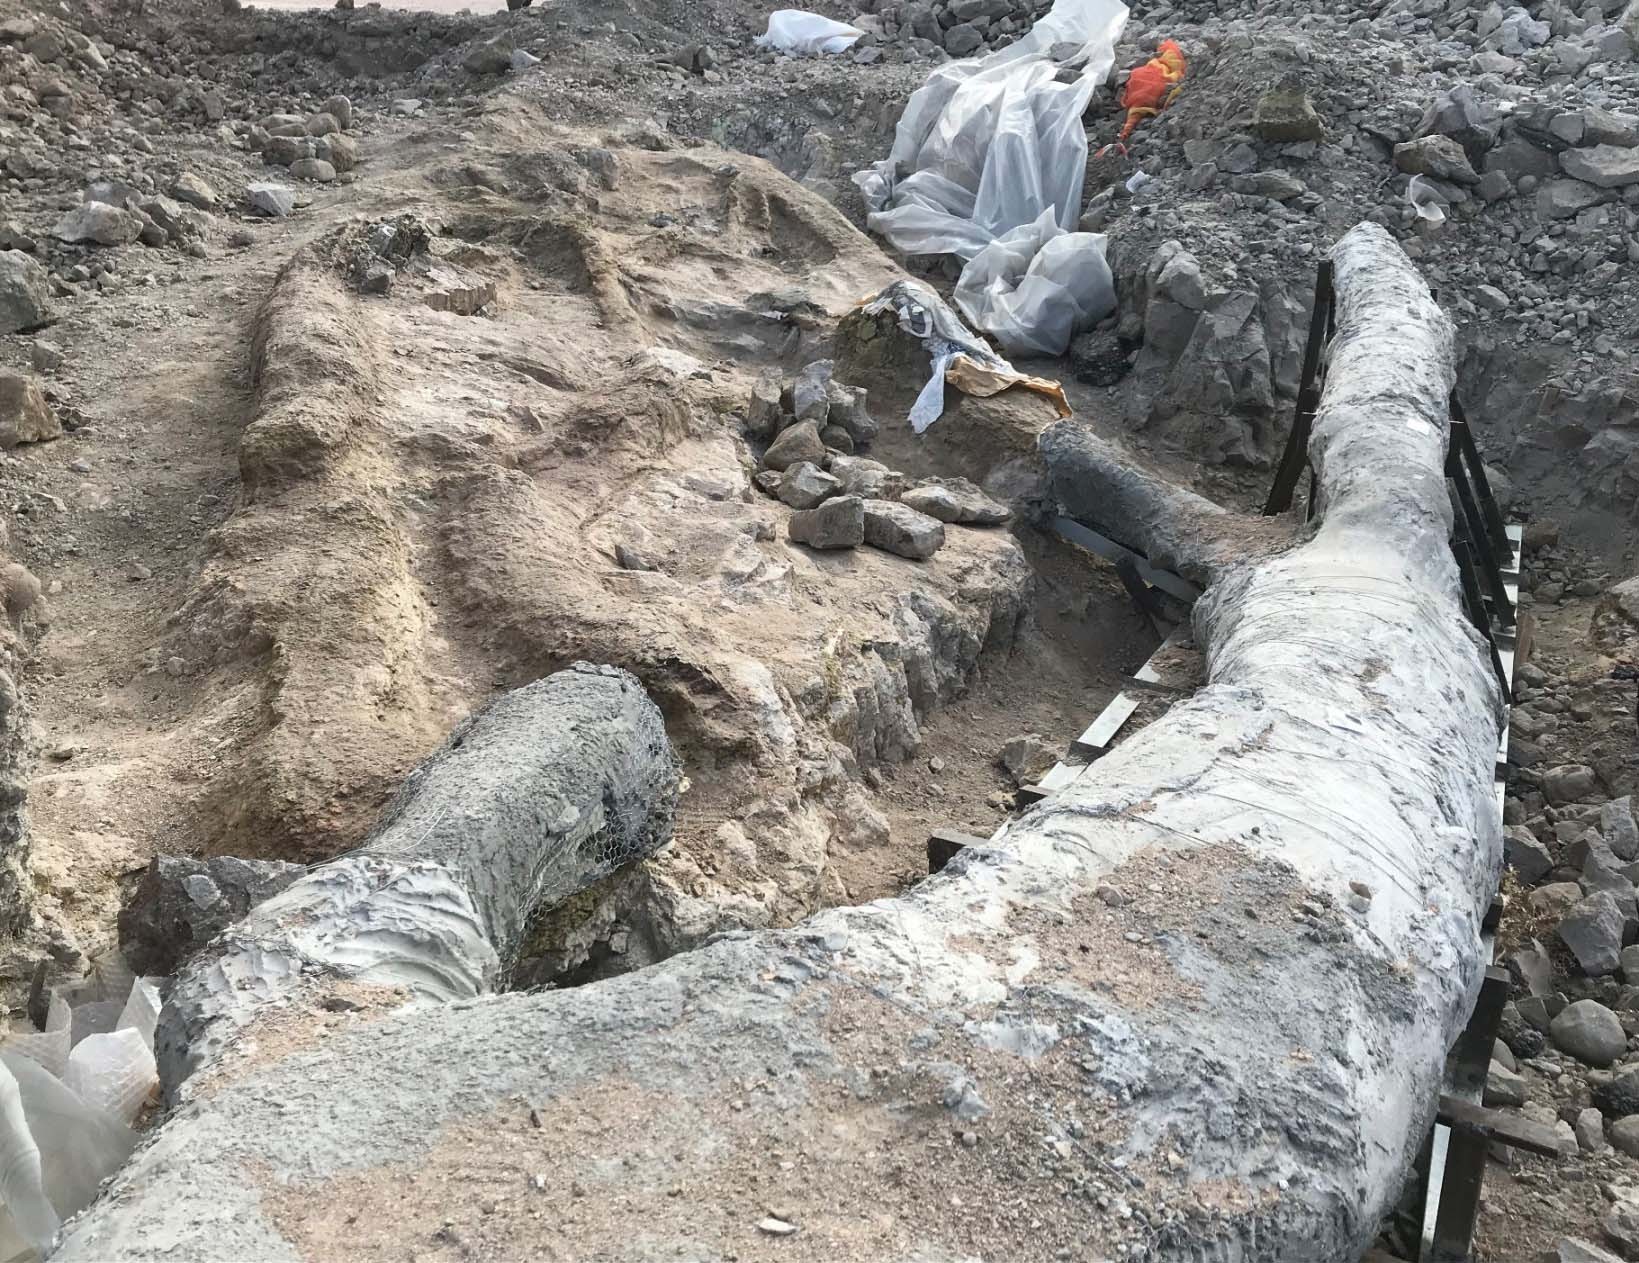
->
[[1116, 40, 1187, 141]]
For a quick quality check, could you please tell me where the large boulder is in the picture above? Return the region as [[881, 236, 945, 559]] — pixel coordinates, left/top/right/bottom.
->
[[1551, 998, 1628, 1066], [1561, 145, 1639, 187], [52, 201, 142, 246], [0, 372, 61, 447], [1544, 764, 1600, 803], [0, 249, 50, 334], [118, 854, 305, 975]]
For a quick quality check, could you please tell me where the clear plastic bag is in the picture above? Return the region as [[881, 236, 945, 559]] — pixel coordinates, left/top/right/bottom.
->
[[0, 1053, 134, 1263], [855, 0, 1128, 255], [854, 0, 1128, 355], [953, 209, 1116, 356], [755, 10, 864, 56]]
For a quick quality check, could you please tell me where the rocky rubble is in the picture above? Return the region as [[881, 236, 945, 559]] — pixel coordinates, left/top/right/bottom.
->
[[844, 0, 1058, 63], [746, 360, 1011, 561], [1470, 540, 1639, 1257]]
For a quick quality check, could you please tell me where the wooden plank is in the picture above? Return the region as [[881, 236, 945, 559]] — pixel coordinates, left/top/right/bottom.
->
[[1072, 692, 1141, 759], [1049, 517, 1202, 603], [1436, 1095, 1561, 1159], [927, 829, 986, 874], [1037, 760, 1084, 793]]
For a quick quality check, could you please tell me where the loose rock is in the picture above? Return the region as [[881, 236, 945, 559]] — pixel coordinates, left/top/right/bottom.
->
[[787, 495, 864, 550], [862, 500, 945, 560]]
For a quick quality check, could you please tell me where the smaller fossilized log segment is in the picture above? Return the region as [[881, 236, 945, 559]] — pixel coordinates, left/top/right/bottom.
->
[[62, 224, 1501, 1263], [153, 662, 681, 1096]]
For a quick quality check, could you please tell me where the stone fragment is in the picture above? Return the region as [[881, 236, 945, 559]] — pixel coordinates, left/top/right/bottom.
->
[[246, 183, 296, 217], [777, 461, 841, 510], [745, 378, 784, 442], [1560, 890, 1628, 975], [118, 853, 305, 975], [1538, 178, 1606, 219], [170, 172, 218, 210], [323, 95, 354, 129], [305, 112, 341, 137], [1477, 170, 1511, 203], [1557, 1239, 1624, 1263], [1551, 998, 1628, 1066], [1584, 107, 1639, 148], [463, 37, 514, 75], [1614, 1117, 1639, 1159], [999, 734, 1057, 786], [0, 250, 50, 335], [423, 266, 496, 316], [901, 478, 1010, 525], [829, 455, 903, 500], [1604, 798, 1639, 860], [945, 21, 983, 54], [862, 500, 945, 560], [263, 134, 316, 166], [1577, 1106, 1607, 1153], [1231, 170, 1306, 200], [289, 158, 337, 183], [1598, 1066, 1639, 1119], [1561, 145, 1639, 187], [1544, 763, 1600, 803], [762, 421, 825, 472], [52, 201, 141, 246], [1252, 79, 1325, 142], [1483, 1059, 1528, 1107], [826, 383, 877, 444], [323, 134, 359, 173], [790, 360, 832, 425], [0, 373, 61, 447], [1503, 824, 1552, 882], [787, 495, 864, 550], [1395, 135, 1480, 184]]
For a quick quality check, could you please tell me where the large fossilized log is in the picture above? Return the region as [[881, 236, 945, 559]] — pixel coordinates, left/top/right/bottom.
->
[[154, 661, 682, 1095], [57, 224, 1501, 1263]]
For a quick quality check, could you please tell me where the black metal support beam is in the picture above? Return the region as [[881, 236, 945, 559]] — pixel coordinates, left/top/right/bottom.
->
[[1263, 260, 1334, 517]]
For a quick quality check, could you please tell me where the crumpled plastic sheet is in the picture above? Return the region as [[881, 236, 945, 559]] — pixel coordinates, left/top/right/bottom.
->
[[952, 208, 1116, 356], [858, 279, 1071, 432], [1407, 173, 1449, 224], [754, 10, 863, 56], [852, 0, 1127, 352], [0, 956, 161, 1262]]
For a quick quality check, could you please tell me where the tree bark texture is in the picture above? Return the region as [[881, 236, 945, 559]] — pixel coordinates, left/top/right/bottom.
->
[[56, 224, 1502, 1263]]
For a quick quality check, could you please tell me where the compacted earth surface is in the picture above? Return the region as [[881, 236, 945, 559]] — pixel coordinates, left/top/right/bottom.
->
[[0, 0, 1638, 1256]]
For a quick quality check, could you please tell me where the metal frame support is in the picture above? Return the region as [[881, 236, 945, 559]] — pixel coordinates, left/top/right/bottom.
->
[[1264, 259, 1334, 517]]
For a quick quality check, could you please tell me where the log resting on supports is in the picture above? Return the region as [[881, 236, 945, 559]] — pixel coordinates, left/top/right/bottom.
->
[[57, 224, 1503, 1263]]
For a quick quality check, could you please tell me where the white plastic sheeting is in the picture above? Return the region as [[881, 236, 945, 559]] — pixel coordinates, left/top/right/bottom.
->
[[952, 209, 1115, 356], [755, 10, 864, 56], [853, 0, 1128, 353], [0, 958, 158, 1262]]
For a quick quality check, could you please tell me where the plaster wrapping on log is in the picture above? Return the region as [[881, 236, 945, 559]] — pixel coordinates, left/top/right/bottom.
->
[[58, 226, 1502, 1263], [155, 662, 682, 1095], [1038, 422, 1267, 585]]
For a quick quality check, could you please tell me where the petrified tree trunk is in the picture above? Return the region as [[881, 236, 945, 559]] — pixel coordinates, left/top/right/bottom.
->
[[155, 662, 682, 1095], [57, 224, 1501, 1263]]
